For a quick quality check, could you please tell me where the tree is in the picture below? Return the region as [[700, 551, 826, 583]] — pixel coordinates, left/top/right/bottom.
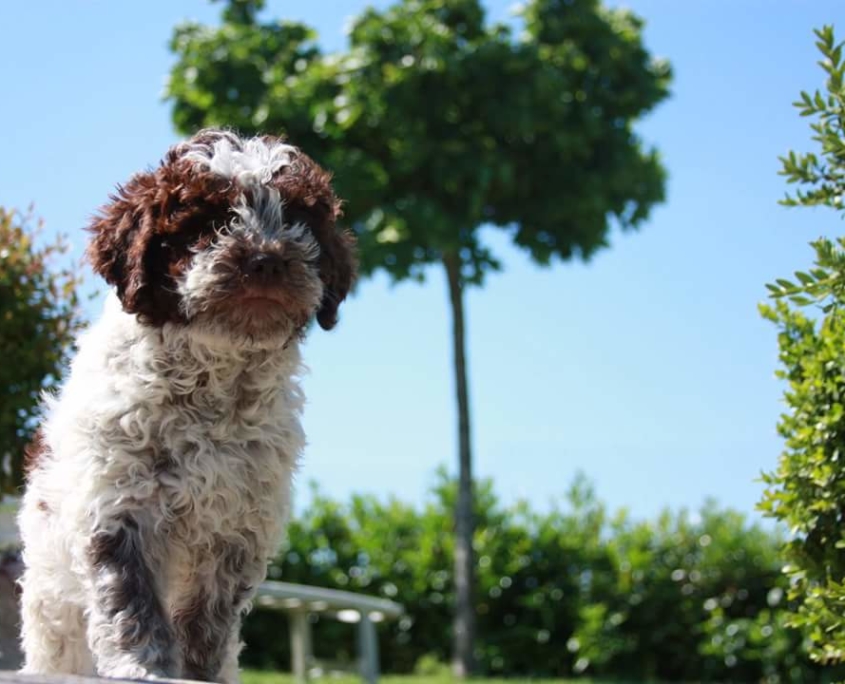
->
[[0, 207, 84, 497], [759, 26, 845, 664], [166, 0, 671, 673]]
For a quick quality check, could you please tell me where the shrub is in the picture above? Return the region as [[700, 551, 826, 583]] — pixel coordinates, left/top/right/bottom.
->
[[0, 207, 84, 495]]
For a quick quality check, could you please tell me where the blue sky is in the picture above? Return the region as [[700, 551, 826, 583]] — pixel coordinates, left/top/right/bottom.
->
[[1, 0, 842, 521]]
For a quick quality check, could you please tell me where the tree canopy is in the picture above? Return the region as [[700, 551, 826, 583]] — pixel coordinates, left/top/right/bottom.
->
[[167, 0, 671, 286]]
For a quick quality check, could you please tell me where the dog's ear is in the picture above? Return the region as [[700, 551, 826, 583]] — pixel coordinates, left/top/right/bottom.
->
[[314, 222, 357, 331], [272, 150, 358, 331], [87, 156, 237, 325], [87, 171, 170, 322]]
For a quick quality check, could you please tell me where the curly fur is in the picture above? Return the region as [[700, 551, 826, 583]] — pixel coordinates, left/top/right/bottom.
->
[[17, 129, 356, 683]]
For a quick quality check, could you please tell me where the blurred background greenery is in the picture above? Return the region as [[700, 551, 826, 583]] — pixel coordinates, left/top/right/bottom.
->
[[241, 471, 841, 682], [4, 0, 845, 682]]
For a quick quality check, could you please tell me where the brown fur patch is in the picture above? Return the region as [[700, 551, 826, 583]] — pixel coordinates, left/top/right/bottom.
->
[[87, 161, 240, 326], [88, 516, 174, 667], [172, 591, 229, 681], [23, 429, 47, 477], [171, 543, 255, 681], [270, 149, 358, 330]]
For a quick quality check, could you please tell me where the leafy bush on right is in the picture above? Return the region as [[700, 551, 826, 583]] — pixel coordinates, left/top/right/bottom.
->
[[761, 25, 845, 665]]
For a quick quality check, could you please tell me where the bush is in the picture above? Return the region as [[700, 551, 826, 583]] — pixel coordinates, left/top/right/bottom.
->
[[759, 26, 845, 665], [242, 472, 835, 681], [0, 207, 84, 496]]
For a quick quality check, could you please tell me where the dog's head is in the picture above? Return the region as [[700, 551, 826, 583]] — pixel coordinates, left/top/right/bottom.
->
[[87, 129, 356, 344]]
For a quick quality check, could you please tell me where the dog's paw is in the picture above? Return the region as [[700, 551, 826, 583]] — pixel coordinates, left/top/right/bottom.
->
[[98, 662, 173, 681]]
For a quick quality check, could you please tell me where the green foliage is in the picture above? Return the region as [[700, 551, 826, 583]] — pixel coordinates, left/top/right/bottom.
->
[[700, 608, 814, 683], [567, 503, 813, 683], [166, 0, 671, 285], [779, 27, 845, 212], [759, 26, 845, 665], [765, 26, 845, 313], [242, 472, 833, 682], [0, 208, 84, 496]]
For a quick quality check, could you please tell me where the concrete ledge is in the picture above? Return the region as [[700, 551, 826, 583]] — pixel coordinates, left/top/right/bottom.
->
[[0, 674, 201, 684]]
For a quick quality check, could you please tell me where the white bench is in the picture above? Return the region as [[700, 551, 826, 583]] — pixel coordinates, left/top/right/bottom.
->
[[255, 581, 404, 684]]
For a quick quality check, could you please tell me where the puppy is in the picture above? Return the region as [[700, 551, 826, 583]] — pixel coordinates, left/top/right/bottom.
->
[[17, 129, 356, 683]]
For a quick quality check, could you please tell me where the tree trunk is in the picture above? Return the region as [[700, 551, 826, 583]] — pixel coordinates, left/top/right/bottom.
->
[[443, 252, 475, 678]]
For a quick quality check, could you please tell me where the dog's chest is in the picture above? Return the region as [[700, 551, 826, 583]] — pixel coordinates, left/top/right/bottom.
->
[[152, 378, 293, 539]]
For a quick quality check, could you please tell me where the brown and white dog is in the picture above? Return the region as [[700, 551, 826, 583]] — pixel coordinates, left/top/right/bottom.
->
[[17, 129, 356, 683]]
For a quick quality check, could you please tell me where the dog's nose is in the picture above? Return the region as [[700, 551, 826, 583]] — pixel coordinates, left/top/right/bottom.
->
[[245, 253, 284, 283]]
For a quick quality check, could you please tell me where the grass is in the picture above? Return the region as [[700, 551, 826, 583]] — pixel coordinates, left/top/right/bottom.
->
[[242, 670, 638, 684]]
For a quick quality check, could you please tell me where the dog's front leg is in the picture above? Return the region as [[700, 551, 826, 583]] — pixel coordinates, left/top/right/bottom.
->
[[86, 514, 177, 679], [172, 545, 263, 684]]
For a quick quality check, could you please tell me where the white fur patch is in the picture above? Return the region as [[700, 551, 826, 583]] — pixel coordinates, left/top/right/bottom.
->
[[183, 134, 297, 186], [230, 189, 320, 253]]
